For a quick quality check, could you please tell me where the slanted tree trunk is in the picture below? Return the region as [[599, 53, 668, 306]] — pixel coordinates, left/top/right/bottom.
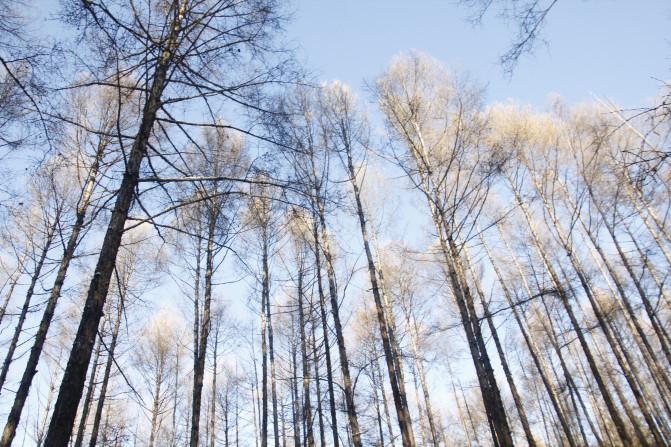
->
[[0, 213, 59, 394], [73, 337, 103, 447], [558, 178, 671, 405], [529, 171, 661, 445], [340, 133, 416, 447], [44, 4, 186, 441], [507, 174, 633, 446], [310, 217, 340, 447], [462, 243, 536, 447], [0, 255, 26, 326], [584, 179, 671, 367], [313, 189, 363, 447], [1, 137, 106, 447], [88, 278, 125, 447], [488, 228, 579, 447]]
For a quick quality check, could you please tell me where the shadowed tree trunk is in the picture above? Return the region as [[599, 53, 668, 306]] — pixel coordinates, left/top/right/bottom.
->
[[323, 84, 416, 447], [0, 131, 108, 447], [88, 276, 125, 447], [0, 210, 59, 394], [191, 203, 218, 447], [72, 337, 103, 447], [43, 6, 184, 440], [462, 243, 537, 447]]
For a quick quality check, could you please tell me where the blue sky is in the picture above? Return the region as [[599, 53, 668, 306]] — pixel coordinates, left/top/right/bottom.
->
[[287, 0, 671, 109]]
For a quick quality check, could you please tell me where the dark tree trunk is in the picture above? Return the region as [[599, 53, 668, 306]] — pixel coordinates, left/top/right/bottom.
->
[[343, 146, 416, 447], [0, 214, 59, 394], [297, 261, 314, 447], [310, 218, 340, 447], [315, 201, 362, 447], [88, 284, 124, 447], [0, 140, 104, 447], [191, 204, 217, 447], [43, 7, 181, 441], [73, 337, 103, 447]]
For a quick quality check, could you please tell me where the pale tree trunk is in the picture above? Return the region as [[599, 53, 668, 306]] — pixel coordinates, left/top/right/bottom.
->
[[261, 292, 269, 447], [310, 306, 327, 447], [210, 322, 219, 447], [263, 232, 280, 447], [290, 322, 301, 447], [620, 215, 671, 310], [622, 180, 671, 268], [252, 355, 260, 447], [584, 180, 671, 366], [170, 343, 181, 447], [297, 259, 314, 447], [403, 310, 439, 447], [0, 255, 26, 326], [371, 365, 386, 447], [409, 360, 428, 446], [314, 189, 362, 447], [444, 354, 476, 446], [148, 351, 167, 447], [559, 179, 671, 406], [373, 352, 396, 447], [529, 171, 661, 445], [34, 365, 58, 447]]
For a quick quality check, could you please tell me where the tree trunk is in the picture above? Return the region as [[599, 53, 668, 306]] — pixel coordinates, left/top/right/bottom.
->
[[88, 281, 125, 447], [462, 243, 536, 447], [148, 350, 166, 447], [310, 217, 340, 447], [0, 214, 59, 394], [310, 307, 327, 447], [191, 203, 217, 447], [73, 337, 102, 447], [263, 232, 280, 447], [508, 178, 633, 446], [343, 146, 416, 447], [210, 322, 219, 447], [297, 260, 314, 447], [0, 255, 25, 326], [314, 193, 362, 447], [1, 138, 105, 447], [44, 4, 185, 441], [488, 228, 579, 447]]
